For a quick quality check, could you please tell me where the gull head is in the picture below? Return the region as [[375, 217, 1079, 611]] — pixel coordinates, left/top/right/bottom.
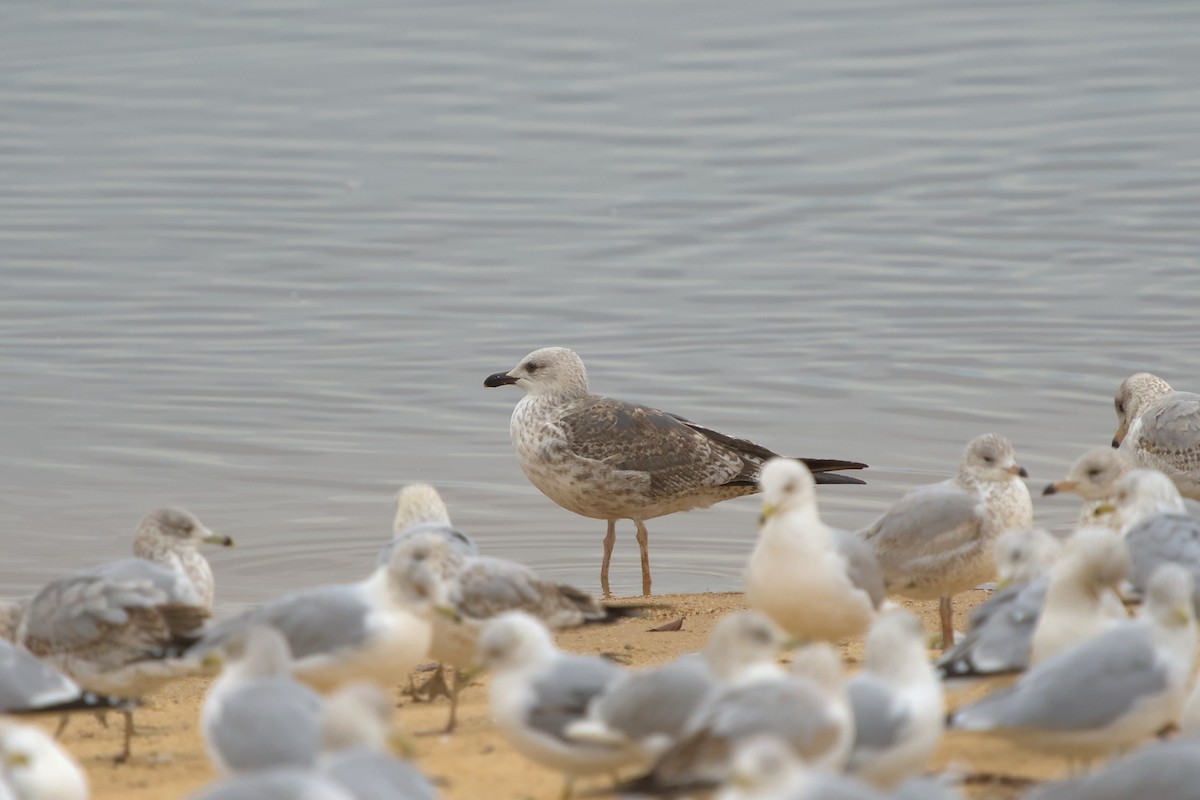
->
[[1109, 469, 1186, 528], [1059, 527, 1129, 597], [216, 625, 294, 680], [758, 458, 816, 524], [788, 642, 844, 693], [726, 736, 805, 794], [994, 527, 1062, 587], [384, 539, 451, 613], [389, 527, 470, 582], [1144, 563, 1196, 631], [703, 610, 784, 680], [0, 721, 88, 800], [136, 507, 233, 550], [321, 683, 396, 754], [961, 434, 1027, 483], [1043, 447, 1127, 499], [862, 610, 926, 675], [484, 347, 589, 399], [477, 612, 556, 673], [393, 483, 451, 533], [1113, 372, 1173, 447]]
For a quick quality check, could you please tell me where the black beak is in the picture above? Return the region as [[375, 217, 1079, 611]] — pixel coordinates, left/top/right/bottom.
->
[[484, 372, 519, 388], [1042, 483, 1057, 496], [1018, 466, 1029, 478], [1111, 438, 1120, 449]]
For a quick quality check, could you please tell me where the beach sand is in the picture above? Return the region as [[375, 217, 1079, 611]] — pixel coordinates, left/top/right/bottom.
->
[[45, 589, 1071, 799]]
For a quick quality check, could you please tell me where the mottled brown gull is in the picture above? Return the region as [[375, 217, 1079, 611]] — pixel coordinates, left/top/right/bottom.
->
[[859, 434, 1032, 647], [1112, 372, 1200, 499], [1043, 447, 1200, 528], [484, 347, 867, 595]]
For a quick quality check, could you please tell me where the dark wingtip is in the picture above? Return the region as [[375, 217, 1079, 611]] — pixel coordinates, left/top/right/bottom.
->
[[800, 458, 869, 473], [812, 472, 867, 486]]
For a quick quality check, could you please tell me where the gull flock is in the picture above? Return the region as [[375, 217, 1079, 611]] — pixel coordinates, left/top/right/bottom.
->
[[0, 349, 1198, 800]]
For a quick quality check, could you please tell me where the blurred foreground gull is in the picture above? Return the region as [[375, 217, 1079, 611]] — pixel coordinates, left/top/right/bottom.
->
[[197, 540, 443, 692], [632, 640, 852, 791], [0, 638, 130, 716], [746, 459, 883, 642], [190, 769, 356, 800], [565, 611, 779, 761], [950, 564, 1197, 759], [1108, 469, 1200, 614], [1025, 738, 1200, 800], [1112, 372, 1200, 499], [16, 572, 208, 762], [201, 626, 322, 774], [936, 528, 1061, 681], [860, 434, 1032, 646], [1042, 448, 1132, 529], [478, 612, 628, 799], [0, 720, 88, 800], [393, 483, 451, 532], [392, 527, 642, 733], [484, 347, 867, 594], [845, 611, 943, 788]]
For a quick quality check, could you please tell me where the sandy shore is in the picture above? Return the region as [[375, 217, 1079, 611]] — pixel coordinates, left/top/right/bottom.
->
[[43, 589, 1074, 799]]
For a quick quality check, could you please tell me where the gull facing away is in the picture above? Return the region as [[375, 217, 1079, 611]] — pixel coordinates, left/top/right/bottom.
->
[[201, 626, 322, 775], [844, 611, 944, 789], [477, 612, 630, 800], [1110, 469, 1200, 614], [859, 433, 1032, 646], [197, 540, 443, 693], [1112, 372, 1200, 499], [484, 347, 867, 595], [16, 573, 208, 762], [0, 721, 89, 800], [389, 527, 643, 733], [746, 459, 884, 642], [949, 564, 1198, 760]]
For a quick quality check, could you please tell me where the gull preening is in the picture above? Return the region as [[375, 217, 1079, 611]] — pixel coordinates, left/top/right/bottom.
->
[[746, 458, 884, 643], [860, 433, 1032, 646], [484, 347, 866, 595], [1112, 373, 1200, 499]]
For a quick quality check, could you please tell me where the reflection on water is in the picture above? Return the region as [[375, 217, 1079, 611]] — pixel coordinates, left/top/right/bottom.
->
[[2, 0, 1198, 604]]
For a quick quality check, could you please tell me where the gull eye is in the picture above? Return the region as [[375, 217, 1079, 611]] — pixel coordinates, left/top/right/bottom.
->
[[1087, 468, 1101, 478], [1116, 399, 1124, 414], [982, 455, 994, 464], [525, 362, 540, 374]]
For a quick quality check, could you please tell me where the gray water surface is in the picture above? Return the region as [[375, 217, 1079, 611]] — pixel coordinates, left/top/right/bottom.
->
[[2, 0, 1199, 605]]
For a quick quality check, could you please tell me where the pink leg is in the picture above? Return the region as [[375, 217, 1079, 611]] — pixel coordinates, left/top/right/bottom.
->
[[939, 595, 955, 647], [600, 520, 616, 597], [635, 519, 651, 596]]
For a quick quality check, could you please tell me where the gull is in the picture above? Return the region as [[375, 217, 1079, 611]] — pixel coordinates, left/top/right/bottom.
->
[[564, 611, 782, 762], [1024, 739, 1200, 800], [949, 564, 1197, 760], [0, 600, 27, 642], [1108, 470, 1200, 614], [860, 433, 1032, 646], [0, 638, 130, 717], [1042, 448, 1133, 530], [633, 641, 852, 791], [746, 458, 884, 642], [1112, 372, 1200, 499], [1028, 528, 1128, 665], [188, 769, 357, 800], [844, 611, 944, 788], [936, 528, 1062, 682], [484, 347, 867, 595], [318, 683, 440, 800], [201, 626, 323, 774], [197, 539, 443, 693], [393, 483, 451, 532], [16, 573, 208, 762], [477, 611, 629, 799], [392, 527, 643, 733], [0, 721, 88, 800]]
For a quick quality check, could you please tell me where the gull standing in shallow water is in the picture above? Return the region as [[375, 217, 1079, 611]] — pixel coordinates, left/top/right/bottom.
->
[[1112, 372, 1200, 499], [746, 458, 884, 643], [484, 347, 867, 595], [949, 564, 1198, 761], [859, 434, 1032, 646]]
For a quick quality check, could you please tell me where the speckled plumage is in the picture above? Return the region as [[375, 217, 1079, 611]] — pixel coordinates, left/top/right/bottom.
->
[[1114, 373, 1200, 500], [487, 347, 866, 594]]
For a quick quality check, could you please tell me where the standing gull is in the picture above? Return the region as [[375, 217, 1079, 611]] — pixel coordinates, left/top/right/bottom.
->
[[1112, 372, 1200, 499], [949, 564, 1198, 760], [746, 459, 884, 642], [859, 434, 1032, 646], [484, 347, 867, 595]]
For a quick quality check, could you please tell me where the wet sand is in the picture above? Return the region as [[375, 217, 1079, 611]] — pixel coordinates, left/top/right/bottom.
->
[[47, 589, 1070, 799]]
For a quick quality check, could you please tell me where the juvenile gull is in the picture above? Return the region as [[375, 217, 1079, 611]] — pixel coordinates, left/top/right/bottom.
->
[[0, 720, 88, 800], [1112, 372, 1200, 499], [565, 611, 780, 761], [845, 611, 944, 788], [1028, 528, 1128, 665], [484, 347, 867, 595], [1109, 469, 1200, 614], [859, 433, 1032, 646], [201, 626, 322, 775], [1042, 448, 1133, 530], [949, 564, 1197, 760], [477, 612, 629, 799], [197, 541, 442, 693], [746, 459, 883, 642], [16, 573, 208, 762]]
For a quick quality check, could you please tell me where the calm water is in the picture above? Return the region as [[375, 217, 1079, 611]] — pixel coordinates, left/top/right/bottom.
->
[[2, 0, 1199, 606]]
